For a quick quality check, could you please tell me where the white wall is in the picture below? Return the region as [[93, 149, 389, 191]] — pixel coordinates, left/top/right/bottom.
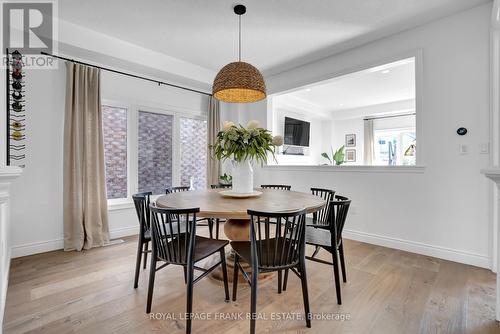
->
[[243, 3, 493, 268], [8, 60, 209, 257]]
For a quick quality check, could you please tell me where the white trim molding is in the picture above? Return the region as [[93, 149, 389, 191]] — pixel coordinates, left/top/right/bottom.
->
[[485, 0, 500, 322], [481, 167, 500, 320], [0, 166, 22, 330], [344, 229, 490, 269], [262, 164, 425, 174]]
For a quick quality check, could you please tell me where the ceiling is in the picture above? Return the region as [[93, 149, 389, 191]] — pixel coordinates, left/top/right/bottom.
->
[[59, 0, 490, 76], [275, 57, 415, 117]]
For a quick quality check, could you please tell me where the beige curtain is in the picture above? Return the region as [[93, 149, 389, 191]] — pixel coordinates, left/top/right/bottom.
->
[[206, 96, 221, 186], [63, 62, 110, 251], [364, 119, 375, 165]]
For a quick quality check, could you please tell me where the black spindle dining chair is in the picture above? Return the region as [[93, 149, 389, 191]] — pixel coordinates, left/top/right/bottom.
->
[[283, 195, 351, 305], [231, 208, 310, 334], [132, 192, 152, 289], [147, 205, 229, 334], [211, 184, 231, 189], [165, 186, 190, 194], [307, 188, 335, 257], [260, 184, 291, 190], [165, 186, 217, 239], [282, 188, 335, 287], [209, 184, 232, 239]]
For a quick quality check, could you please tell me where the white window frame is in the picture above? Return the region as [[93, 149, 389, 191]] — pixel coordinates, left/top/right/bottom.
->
[[102, 99, 207, 210]]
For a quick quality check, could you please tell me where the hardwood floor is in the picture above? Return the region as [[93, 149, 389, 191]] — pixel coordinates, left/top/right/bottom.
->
[[3, 233, 498, 334]]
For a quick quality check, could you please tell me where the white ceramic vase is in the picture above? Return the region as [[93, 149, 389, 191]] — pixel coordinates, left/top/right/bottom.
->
[[232, 160, 254, 194]]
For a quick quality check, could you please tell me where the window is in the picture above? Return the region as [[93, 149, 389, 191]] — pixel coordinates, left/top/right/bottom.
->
[[102, 105, 128, 199], [138, 111, 173, 195], [180, 117, 207, 190], [374, 128, 416, 166], [101, 103, 208, 202]]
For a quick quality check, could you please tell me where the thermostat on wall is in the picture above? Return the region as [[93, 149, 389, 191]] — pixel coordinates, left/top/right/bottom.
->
[[457, 127, 467, 136]]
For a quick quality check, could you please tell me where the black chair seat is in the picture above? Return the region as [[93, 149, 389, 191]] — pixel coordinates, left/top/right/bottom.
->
[[305, 216, 329, 227], [305, 226, 338, 248], [163, 235, 228, 263], [230, 237, 297, 268]]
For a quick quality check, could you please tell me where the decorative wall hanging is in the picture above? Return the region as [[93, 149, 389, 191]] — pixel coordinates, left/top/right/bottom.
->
[[6, 49, 26, 167], [345, 149, 356, 162], [212, 4, 267, 103], [345, 134, 356, 147]]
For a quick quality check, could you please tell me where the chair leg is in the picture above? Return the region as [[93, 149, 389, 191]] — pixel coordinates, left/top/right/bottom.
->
[[134, 239, 143, 289], [146, 256, 156, 313], [183, 266, 187, 284], [299, 260, 311, 328], [331, 248, 342, 305], [215, 219, 220, 240], [208, 219, 214, 239], [311, 245, 321, 258], [186, 262, 194, 334], [278, 270, 282, 294], [282, 269, 289, 291], [143, 241, 149, 269], [220, 249, 230, 301], [232, 253, 239, 301], [250, 268, 258, 334], [338, 241, 347, 283]]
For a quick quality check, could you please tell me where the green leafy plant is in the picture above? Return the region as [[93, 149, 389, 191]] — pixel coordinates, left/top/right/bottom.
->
[[321, 146, 345, 166], [219, 173, 232, 184], [211, 121, 281, 165]]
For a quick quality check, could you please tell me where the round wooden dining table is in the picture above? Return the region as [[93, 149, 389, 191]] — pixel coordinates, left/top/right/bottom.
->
[[156, 188, 326, 282]]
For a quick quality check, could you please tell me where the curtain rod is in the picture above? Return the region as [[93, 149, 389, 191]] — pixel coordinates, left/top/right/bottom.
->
[[363, 112, 416, 121], [40, 52, 212, 97]]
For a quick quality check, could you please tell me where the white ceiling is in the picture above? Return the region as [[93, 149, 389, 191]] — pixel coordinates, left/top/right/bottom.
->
[[275, 57, 415, 118], [59, 0, 490, 76]]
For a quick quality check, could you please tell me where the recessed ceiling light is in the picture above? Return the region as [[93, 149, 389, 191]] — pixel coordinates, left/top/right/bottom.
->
[[339, 103, 344, 107], [381, 70, 390, 74], [305, 88, 312, 92]]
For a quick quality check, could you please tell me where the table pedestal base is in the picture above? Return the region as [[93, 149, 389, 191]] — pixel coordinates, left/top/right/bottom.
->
[[207, 218, 274, 283]]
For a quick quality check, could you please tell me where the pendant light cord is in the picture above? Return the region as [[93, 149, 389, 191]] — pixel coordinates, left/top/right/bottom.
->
[[238, 15, 242, 61]]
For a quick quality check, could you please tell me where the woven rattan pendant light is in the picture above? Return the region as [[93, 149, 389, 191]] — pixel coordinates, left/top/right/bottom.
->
[[212, 4, 266, 103]]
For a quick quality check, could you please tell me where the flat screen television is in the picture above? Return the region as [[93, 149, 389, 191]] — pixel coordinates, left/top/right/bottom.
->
[[284, 117, 310, 147]]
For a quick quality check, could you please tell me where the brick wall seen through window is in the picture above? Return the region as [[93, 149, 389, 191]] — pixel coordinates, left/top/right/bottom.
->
[[102, 105, 128, 199], [138, 111, 173, 195], [180, 118, 207, 190]]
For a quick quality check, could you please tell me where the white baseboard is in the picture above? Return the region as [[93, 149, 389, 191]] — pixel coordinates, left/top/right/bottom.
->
[[10, 225, 139, 258], [343, 229, 491, 269], [109, 226, 138, 239]]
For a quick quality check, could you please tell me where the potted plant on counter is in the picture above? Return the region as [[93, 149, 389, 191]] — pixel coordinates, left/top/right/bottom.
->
[[321, 146, 345, 166], [219, 173, 232, 186]]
